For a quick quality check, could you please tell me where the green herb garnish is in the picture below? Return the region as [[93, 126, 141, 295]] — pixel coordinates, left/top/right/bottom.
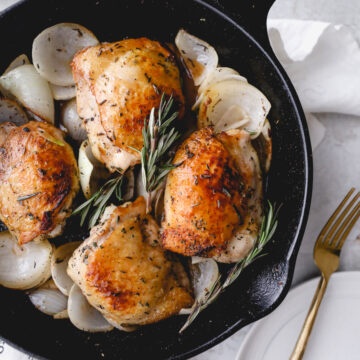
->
[[130, 92, 180, 212], [179, 201, 280, 333], [72, 175, 124, 229], [17, 192, 41, 202]]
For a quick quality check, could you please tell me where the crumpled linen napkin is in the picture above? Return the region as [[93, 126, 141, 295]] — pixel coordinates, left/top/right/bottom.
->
[[267, 19, 360, 149]]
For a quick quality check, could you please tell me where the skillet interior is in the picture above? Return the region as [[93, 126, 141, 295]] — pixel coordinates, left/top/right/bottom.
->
[[0, 0, 312, 359]]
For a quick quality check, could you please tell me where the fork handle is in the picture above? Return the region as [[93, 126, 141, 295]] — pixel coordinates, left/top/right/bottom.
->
[[290, 274, 328, 360]]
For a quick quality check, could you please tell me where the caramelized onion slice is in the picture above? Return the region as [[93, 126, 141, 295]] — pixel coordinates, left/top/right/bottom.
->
[[0, 64, 54, 123], [175, 29, 218, 86], [32, 23, 99, 86], [0, 232, 52, 290], [68, 284, 113, 332]]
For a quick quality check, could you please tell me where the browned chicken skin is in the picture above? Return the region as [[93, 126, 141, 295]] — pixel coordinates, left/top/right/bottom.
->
[[0, 121, 79, 244], [72, 38, 185, 173], [161, 127, 263, 261], [68, 197, 193, 326]]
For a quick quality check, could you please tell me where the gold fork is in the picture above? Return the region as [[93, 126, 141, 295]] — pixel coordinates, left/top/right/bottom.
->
[[290, 188, 360, 360]]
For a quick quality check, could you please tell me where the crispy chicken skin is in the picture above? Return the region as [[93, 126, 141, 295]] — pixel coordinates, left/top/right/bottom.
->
[[161, 127, 263, 262], [67, 197, 193, 326], [0, 121, 79, 244], [72, 38, 185, 173]]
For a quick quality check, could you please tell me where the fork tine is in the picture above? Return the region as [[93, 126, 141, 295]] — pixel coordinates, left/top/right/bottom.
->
[[331, 200, 360, 249], [317, 188, 356, 246], [323, 192, 360, 246], [335, 204, 360, 251]]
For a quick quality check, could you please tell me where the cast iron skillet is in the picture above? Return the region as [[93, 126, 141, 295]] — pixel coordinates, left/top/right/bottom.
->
[[0, 0, 312, 359]]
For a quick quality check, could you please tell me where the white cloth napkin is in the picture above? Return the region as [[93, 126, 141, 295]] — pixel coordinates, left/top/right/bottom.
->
[[267, 19, 360, 149]]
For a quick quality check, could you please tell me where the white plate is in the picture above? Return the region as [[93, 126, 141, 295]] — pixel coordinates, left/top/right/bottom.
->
[[236, 271, 360, 360]]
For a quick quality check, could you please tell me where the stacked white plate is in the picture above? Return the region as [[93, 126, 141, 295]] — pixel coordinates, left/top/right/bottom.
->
[[236, 272, 360, 360]]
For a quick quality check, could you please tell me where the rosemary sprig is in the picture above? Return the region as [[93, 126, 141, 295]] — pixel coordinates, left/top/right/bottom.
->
[[131, 92, 181, 212], [179, 201, 280, 333], [72, 175, 124, 229]]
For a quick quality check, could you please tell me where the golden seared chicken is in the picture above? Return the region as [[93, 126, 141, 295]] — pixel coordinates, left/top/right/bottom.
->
[[161, 127, 263, 263], [67, 197, 193, 326], [0, 121, 79, 244], [72, 38, 185, 173]]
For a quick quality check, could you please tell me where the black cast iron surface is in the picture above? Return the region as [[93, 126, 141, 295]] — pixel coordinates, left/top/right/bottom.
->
[[0, 0, 312, 359]]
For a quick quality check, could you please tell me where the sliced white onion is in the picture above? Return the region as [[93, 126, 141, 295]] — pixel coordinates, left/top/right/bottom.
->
[[0, 98, 28, 125], [0, 232, 53, 290], [175, 29, 218, 86], [32, 23, 99, 86], [253, 118, 272, 173], [192, 67, 247, 110], [135, 170, 147, 199], [0, 64, 54, 123], [198, 79, 271, 138], [123, 169, 135, 201], [3, 54, 30, 75], [213, 104, 250, 133], [50, 83, 76, 100], [135, 170, 164, 213], [28, 280, 67, 316], [79, 140, 109, 199], [51, 241, 81, 295], [105, 316, 138, 332], [198, 67, 247, 96], [68, 284, 113, 332], [180, 259, 219, 315], [61, 98, 86, 141], [154, 187, 164, 225]]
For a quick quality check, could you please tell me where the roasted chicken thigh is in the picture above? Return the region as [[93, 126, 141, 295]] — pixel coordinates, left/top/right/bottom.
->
[[72, 38, 185, 173], [0, 121, 79, 244], [161, 127, 263, 262], [68, 197, 193, 326]]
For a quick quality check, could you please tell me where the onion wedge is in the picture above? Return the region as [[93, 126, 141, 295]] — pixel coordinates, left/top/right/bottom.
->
[[179, 259, 219, 315], [51, 241, 81, 295], [61, 99, 87, 142], [3, 54, 30, 75], [0, 64, 54, 123], [175, 29, 218, 86], [0, 98, 28, 125], [0, 232, 52, 290], [78, 140, 109, 199], [198, 79, 271, 138], [32, 23, 99, 86], [28, 279, 67, 316], [50, 83, 76, 101], [68, 284, 113, 332], [192, 67, 247, 110], [105, 317, 138, 332], [123, 169, 135, 201]]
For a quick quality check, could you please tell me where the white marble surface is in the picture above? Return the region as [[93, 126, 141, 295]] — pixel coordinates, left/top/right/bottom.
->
[[0, 0, 359, 359]]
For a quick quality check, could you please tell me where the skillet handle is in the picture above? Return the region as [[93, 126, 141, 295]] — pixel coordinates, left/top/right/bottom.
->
[[205, 0, 276, 54]]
